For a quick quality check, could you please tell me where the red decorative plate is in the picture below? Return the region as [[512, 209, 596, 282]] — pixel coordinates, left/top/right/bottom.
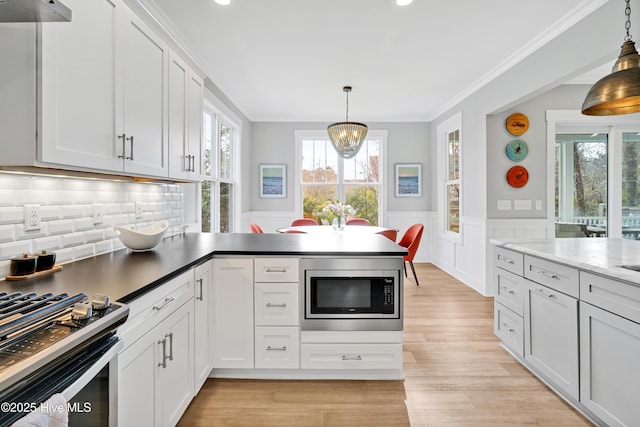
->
[[506, 165, 529, 188]]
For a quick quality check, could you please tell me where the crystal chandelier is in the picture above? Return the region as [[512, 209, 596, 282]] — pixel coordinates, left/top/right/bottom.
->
[[582, 0, 640, 115], [327, 86, 368, 159]]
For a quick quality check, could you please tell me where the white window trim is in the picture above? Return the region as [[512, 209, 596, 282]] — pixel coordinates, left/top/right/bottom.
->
[[437, 111, 462, 242], [294, 129, 388, 223]]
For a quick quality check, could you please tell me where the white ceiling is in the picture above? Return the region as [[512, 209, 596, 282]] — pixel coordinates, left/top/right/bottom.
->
[[145, 0, 604, 122]]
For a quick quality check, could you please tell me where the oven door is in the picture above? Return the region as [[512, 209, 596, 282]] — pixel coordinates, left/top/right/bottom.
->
[[0, 333, 122, 427]]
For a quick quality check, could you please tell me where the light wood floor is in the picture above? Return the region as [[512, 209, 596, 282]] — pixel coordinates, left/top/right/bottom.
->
[[178, 263, 593, 426]]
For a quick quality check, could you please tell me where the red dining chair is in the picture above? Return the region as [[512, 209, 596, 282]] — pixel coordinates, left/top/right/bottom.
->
[[346, 218, 370, 226], [398, 224, 424, 285], [291, 218, 319, 226], [284, 229, 307, 234], [250, 223, 264, 234], [376, 229, 398, 242]]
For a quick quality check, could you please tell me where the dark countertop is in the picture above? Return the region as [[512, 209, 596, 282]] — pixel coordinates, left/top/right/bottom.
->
[[0, 232, 407, 304]]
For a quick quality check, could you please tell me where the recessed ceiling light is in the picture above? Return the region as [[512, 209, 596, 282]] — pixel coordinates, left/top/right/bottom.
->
[[214, 0, 231, 5], [396, 0, 413, 6]]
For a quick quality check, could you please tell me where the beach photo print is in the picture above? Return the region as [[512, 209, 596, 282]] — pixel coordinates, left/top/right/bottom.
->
[[260, 164, 287, 198], [395, 163, 422, 197]]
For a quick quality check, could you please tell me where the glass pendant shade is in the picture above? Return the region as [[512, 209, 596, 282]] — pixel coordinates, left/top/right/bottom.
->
[[327, 86, 368, 159], [582, 40, 640, 115], [327, 121, 368, 159]]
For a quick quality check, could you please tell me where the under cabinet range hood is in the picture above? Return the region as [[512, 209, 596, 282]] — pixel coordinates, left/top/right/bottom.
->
[[0, 0, 71, 22]]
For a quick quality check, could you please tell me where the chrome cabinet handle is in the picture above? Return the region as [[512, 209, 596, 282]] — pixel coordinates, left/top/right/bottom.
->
[[501, 286, 515, 295], [126, 136, 134, 160], [532, 267, 558, 279], [265, 268, 287, 273], [166, 332, 174, 361], [534, 288, 557, 299], [501, 322, 515, 333], [189, 155, 196, 172], [341, 355, 362, 361], [266, 346, 287, 351], [266, 302, 286, 308], [153, 297, 175, 311], [499, 255, 516, 265], [197, 278, 204, 301], [158, 338, 167, 368], [117, 134, 126, 159]]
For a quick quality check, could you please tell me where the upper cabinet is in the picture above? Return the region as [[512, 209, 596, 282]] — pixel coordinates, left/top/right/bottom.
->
[[0, 0, 203, 181]]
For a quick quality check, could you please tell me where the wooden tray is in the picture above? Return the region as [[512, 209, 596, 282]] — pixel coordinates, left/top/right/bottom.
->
[[6, 265, 63, 281]]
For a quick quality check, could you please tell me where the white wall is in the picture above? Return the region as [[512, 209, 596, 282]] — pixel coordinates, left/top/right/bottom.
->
[[0, 174, 184, 279]]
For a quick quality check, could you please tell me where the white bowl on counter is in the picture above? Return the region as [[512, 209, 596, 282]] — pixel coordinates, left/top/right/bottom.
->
[[114, 220, 169, 251]]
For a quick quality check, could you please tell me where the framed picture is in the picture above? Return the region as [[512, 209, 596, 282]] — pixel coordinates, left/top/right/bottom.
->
[[260, 164, 286, 198], [395, 163, 422, 197]]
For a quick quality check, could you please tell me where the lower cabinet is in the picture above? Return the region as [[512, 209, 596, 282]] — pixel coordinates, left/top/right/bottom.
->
[[255, 326, 300, 369], [193, 260, 213, 391], [118, 299, 194, 427], [524, 280, 579, 400], [300, 343, 402, 370], [579, 301, 640, 427]]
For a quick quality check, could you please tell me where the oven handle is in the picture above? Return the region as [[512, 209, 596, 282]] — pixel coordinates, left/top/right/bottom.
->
[[61, 339, 123, 401]]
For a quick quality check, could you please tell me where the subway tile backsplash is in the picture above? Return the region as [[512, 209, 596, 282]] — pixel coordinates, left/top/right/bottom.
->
[[0, 173, 184, 279]]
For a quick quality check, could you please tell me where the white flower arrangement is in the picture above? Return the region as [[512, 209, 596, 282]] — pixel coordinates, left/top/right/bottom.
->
[[322, 201, 356, 218]]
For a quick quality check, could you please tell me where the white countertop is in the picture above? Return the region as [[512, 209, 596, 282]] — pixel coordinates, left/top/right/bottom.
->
[[491, 238, 640, 286]]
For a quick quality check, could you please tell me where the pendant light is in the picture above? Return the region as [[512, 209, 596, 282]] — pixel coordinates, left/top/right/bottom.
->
[[327, 86, 368, 159], [582, 0, 640, 115]]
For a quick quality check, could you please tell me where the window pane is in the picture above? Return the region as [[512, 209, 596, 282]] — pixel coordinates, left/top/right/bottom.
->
[[344, 185, 379, 226], [446, 183, 460, 233], [555, 133, 607, 237], [302, 185, 337, 223], [203, 112, 214, 178], [219, 182, 232, 233], [301, 139, 338, 183], [622, 132, 640, 239], [448, 130, 460, 180], [344, 139, 380, 184], [219, 122, 232, 180], [201, 181, 212, 232]]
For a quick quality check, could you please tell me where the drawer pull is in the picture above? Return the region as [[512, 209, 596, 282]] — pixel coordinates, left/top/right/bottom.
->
[[266, 302, 287, 308], [499, 255, 516, 265], [341, 355, 362, 361], [266, 346, 287, 351], [501, 286, 515, 295], [265, 268, 287, 273], [501, 322, 515, 333], [532, 267, 559, 279], [534, 288, 557, 299], [153, 297, 175, 311]]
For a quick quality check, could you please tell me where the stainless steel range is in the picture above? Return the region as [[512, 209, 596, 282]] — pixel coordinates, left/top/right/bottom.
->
[[0, 291, 128, 426]]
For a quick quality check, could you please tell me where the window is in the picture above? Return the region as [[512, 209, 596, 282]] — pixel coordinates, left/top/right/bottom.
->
[[437, 112, 462, 238], [201, 99, 239, 233], [296, 131, 385, 225]]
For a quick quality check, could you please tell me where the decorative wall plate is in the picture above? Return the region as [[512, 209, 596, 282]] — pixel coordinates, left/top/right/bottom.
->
[[506, 113, 529, 136], [506, 165, 529, 188], [506, 139, 528, 162]]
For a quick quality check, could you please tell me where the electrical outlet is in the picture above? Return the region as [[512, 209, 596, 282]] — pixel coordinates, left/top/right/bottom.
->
[[135, 201, 143, 219], [93, 204, 104, 224], [24, 204, 41, 231]]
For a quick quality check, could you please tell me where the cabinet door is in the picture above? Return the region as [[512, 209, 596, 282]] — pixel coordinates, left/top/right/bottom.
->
[[168, 51, 189, 180], [212, 258, 254, 368], [187, 71, 204, 178], [580, 302, 640, 427], [193, 260, 213, 391], [254, 282, 298, 326], [118, 5, 168, 177], [118, 326, 157, 427], [524, 281, 579, 399], [158, 301, 194, 427], [40, 0, 122, 171]]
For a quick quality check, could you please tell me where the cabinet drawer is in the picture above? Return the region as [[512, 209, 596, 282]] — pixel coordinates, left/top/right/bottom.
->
[[580, 271, 640, 324], [301, 343, 402, 370], [495, 268, 525, 316], [495, 247, 524, 276], [255, 258, 299, 282], [524, 255, 579, 298], [494, 302, 524, 357], [255, 282, 299, 326], [255, 326, 300, 369]]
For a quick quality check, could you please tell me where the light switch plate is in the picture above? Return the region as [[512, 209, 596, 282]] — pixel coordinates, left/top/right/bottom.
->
[[514, 200, 532, 210], [135, 201, 143, 219], [93, 204, 104, 224], [497, 200, 512, 211]]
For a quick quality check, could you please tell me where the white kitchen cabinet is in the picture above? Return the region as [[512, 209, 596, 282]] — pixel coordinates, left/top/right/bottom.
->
[[255, 326, 300, 369], [118, 270, 194, 427], [523, 280, 579, 400], [212, 258, 254, 368], [254, 282, 298, 326], [168, 52, 203, 181], [193, 259, 213, 391]]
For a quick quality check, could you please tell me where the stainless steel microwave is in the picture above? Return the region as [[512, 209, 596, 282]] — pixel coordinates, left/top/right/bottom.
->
[[301, 258, 403, 331]]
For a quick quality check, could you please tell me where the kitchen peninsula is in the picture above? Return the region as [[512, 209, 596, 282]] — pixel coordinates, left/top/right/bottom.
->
[[1, 232, 407, 427], [492, 238, 640, 427]]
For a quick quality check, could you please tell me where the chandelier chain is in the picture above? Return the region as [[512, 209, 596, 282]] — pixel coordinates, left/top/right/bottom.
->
[[625, 0, 632, 41], [345, 89, 350, 122]]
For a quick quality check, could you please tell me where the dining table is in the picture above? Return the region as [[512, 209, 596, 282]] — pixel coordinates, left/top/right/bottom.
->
[[276, 225, 399, 239]]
